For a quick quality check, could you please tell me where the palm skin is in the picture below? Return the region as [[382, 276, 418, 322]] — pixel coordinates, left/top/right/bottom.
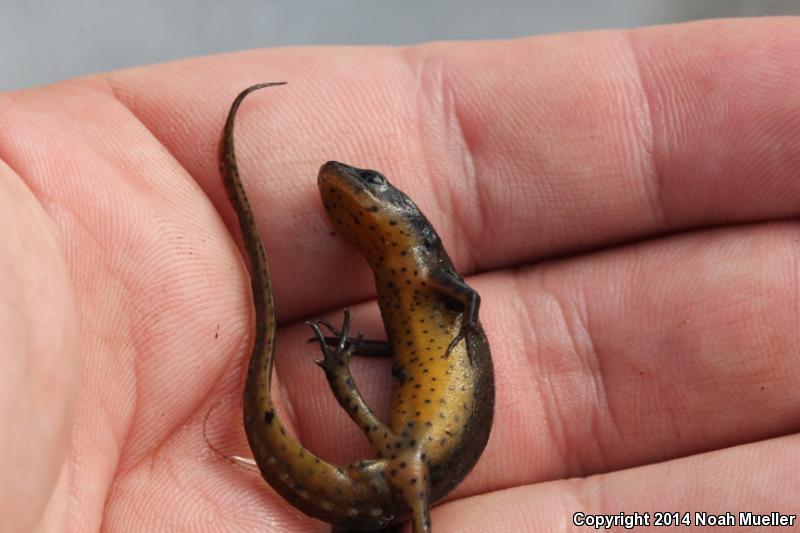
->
[[1, 17, 798, 532]]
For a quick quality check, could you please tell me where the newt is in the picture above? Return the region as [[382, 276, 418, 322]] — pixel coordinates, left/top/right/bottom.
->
[[219, 82, 494, 532]]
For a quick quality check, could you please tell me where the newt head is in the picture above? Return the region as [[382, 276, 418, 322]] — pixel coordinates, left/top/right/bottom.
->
[[318, 161, 444, 267]]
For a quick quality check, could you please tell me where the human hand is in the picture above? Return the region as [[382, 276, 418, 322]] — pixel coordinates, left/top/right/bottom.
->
[[2, 16, 798, 532]]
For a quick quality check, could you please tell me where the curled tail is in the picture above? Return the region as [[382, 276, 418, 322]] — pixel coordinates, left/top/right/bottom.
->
[[219, 83, 399, 529]]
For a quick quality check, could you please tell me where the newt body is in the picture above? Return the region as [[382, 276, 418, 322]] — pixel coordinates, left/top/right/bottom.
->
[[220, 83, 494, 532]]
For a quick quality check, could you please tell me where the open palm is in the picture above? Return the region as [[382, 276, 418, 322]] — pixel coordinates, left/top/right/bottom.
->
[[3, 17, 798, 532]]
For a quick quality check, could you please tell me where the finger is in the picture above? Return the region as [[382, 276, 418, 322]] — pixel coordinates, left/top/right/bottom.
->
[[98, 18, 800, 319], [0, 161, 80, 531], [432, 434, 800, 532], [267, 221, 800, 498], [468, 222, 800, 489]]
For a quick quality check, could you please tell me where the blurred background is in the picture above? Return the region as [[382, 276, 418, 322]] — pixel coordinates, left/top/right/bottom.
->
[[2, 0, 798, 91]]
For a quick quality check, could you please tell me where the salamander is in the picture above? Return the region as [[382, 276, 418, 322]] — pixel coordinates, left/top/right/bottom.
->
[[219, 82, 494, 532]]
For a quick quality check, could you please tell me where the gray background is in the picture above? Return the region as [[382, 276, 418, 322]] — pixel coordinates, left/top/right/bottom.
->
[[2, 0, 798, 91]]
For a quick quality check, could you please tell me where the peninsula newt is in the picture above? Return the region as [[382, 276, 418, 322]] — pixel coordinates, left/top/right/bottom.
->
[[219, 82, 494, 532]]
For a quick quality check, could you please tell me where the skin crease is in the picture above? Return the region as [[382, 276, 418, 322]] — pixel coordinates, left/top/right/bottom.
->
[[0, 15, 799, 533]]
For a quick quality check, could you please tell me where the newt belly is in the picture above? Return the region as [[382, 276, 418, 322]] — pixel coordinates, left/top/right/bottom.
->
[[219, 83, 494, 532]]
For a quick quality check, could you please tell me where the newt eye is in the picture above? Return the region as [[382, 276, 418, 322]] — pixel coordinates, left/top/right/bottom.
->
[[360, 170, 386, 187]]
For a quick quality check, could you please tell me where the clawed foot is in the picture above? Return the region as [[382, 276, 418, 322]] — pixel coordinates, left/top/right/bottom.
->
[[307, 308, 364, 372], [444, 320, 478, 362], [305, 317, 363, 349]]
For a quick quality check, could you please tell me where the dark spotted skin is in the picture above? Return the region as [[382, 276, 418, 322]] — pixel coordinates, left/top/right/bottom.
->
[[220, 83, 494, 532]]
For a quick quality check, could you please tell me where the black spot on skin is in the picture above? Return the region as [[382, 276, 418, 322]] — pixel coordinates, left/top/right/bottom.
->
[[264, 410, 275, 424], [391, 363, 410, 383]]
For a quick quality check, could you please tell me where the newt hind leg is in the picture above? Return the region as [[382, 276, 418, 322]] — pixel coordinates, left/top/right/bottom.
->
[[388, 449, 432, 533], [308, 316, 394, 357], [307, 310, 397, 452], [308, 311, 433, 532]]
